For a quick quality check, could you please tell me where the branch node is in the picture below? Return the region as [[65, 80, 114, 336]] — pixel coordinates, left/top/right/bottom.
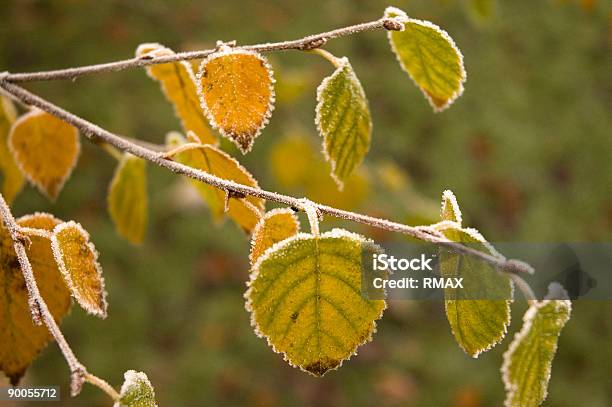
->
[[70, 366, 88, 397], [28, 297, 43, 325], [300, 37, 327, 50], [215, 40, 237, 52], [224, 190, 246, 213], [382, 18, 405, 31]]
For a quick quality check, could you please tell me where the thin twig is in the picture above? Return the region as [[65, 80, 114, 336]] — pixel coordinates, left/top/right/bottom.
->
[[0, 193, 87, 395], [0, 79, 534, 278], [3, 17, 404, 83]]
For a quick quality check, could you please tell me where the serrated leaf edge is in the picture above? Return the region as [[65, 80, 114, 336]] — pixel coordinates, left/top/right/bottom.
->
[[244, 228, 386, 376], [196, 49, 276, 154], [8, 109, 81, 201], [441, 189, 463, 224], [135, 43, 219, 147], [249, 207, 300, 266], [315, 57, 372, 190], [438, 221, 514, 358], [384, 6, 467, 112], [114, 370, 157, 407], [500, 285, 572, 407], [50, 221, 108, 318]]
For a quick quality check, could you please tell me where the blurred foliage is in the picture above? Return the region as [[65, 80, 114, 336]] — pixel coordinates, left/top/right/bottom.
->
[[1, 0, 611, 406]]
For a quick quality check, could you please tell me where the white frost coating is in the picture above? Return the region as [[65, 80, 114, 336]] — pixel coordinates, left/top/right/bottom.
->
[[195, 49, 276, 154], [298, 198, 320, 236], [500, 284, 572, 407], [545, 282, 569, 300], [249, 207, 300, 266], [8, 109, 81, 201], [441, 189, 462, 224], [314, 56, 372, 190], [384, 7, 467, 113], [50, 221, 108, 318], [114, 370, 157, 407], [135, 43, 219, 147], [244, 228, 386, 376]]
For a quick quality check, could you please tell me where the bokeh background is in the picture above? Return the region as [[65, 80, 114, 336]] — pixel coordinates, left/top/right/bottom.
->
[[1, 0, 611, 405]]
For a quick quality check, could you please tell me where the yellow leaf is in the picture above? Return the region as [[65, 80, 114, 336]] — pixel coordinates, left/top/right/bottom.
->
[[108, 154, 148, 245], [51, 221, 107, 318], [246, 229, 386, 376], [385, 7, 466, 112], [197, 50, 275, 153], [9, 110, 80, 200], [136, 43, 217, 146], [166, 132, 264, 232], [250, 208, 300, 265], [0, 213, 71, 384], [0, 97, 24, 203]]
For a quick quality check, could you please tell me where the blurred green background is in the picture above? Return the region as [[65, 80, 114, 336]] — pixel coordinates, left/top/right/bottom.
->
[[1, 0, 611, 405]]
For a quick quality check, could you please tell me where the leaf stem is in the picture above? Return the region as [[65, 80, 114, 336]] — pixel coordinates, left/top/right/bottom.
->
[[85, 373, 120, 401], [3, 17, 405, 83], [309, 49, 344, 68]]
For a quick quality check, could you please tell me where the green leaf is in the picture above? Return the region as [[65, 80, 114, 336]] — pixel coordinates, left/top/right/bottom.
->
[[502, 284, 572, 407], [246, 229, 385, 376], [0, 96, 24, 203], [384, 7, 466, 112], [438, 190, 513, 357], [108, 154, 148, 245], [315, 57, 372, 189], [114, 370, 157, 407]]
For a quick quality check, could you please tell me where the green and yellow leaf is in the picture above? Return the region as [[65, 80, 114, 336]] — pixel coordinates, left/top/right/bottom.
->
[[316, 57, 372, 189], [108, 154, 148, 245], [51, 221, 107, 318], [196, 50, 275, 153], [136, 43, 217, 146], [385, 7, 466, 112], [166, 132, 264, 232], [438, 190, 513, 357], [250, 208, 300, 265], [246, 229, 385, 376], [9, 110, 80, 200], [0, 96, 24, 203], [0, 213, 72, 384], [114, 370, 158, 407], [502, 284, 572, 407]]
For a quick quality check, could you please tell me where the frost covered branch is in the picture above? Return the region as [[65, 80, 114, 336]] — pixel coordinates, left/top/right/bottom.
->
[[0, 79, 535, 284], [3, 17, 404, 83], [0, 193, 119, 400]]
